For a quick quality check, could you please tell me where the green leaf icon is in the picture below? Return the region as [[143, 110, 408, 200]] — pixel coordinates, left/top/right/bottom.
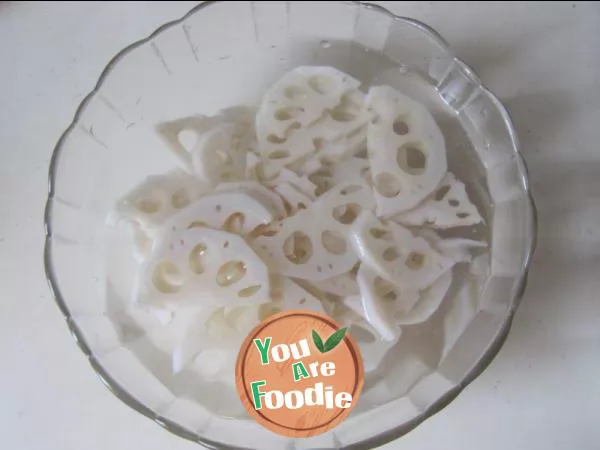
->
[[312, 328, 348, 353], [323, 327, 347, 353], [312, 329, 325, 352]]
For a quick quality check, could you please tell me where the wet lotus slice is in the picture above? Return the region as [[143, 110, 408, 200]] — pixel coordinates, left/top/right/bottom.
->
[[349, 210, 453, 290], [214, 181, 287, 219], [174, 279, 328, 377], [394, 172, 484, 228], [107, 66, 494, 411], [264, 168, 318, 200], [255, 66, 369, 175], [415, 228, 487, 264], [269, 276, 326, 313], [311, 267, 360, 297], [162, 191, 275, 236], [250, 181, 375, 280], [112, 169, 209, 238], [354, 265, 420, 341], [130, 222, 153, 262], [155, 106, 256, 171], [190, 123, 248, 186], [290, 89, 372, 173], [135, 227, 271, 308], [350, 266, 453, 342], [272, 183, 313, 216], [308, 156, 371, 195], [366, 85, 447, 216], [396, 270, 453, 325]]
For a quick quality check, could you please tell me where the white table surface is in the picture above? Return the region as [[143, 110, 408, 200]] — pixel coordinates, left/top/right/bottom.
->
[[1, 2, 599, 449]]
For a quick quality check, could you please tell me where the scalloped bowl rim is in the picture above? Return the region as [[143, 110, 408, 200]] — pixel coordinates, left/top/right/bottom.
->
[[43, 1, 538, 448]]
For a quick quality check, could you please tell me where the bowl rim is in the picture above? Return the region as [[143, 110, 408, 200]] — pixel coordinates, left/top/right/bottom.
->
[[43, 1, 538, 448]]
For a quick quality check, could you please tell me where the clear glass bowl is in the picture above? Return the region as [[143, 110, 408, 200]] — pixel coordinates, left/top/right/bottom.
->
[[44, 1, 536, 448]]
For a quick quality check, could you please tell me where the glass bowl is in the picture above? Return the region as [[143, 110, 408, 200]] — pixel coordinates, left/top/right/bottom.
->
[[44, 1, 536, 448]]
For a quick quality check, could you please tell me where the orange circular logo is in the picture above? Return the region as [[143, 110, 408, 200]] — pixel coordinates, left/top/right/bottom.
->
[[235, 310, 364, 437]]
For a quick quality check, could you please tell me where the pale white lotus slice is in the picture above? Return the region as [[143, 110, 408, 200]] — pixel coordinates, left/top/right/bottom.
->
[[312, 269, 360, 297], [366, 85, 447, 216], [265, 168, 318, 200], [435, 238, 487, 263], [349, 210, 453, 290], [413, 228, 487, 264], [215, 181, 287, 219], [245, 152, 263, 181], [395, 172, 483, 228], [130, 222, 153, 263], [190, 123, 247, 186], [258, 96, 371, 179], [336, 302, 400, 373], [256, 67, 364, 172], [113, 169, 209, 237], [250, 182, 375, 280], [396, 270, 453, 325], [291, 93, 371, 173], [162, 191, 275, 237], [308, 157, 371, 195], [270, 276, 326, 313], [156, 106, 256, 170], [273, 183, 313, 216], [137, 227, 271, 308], [257, 66, 361, 136], [354, 265, 419, 341]]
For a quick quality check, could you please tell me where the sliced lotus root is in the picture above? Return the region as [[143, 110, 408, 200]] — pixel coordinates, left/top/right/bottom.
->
[[293, 100, 370, 172], [308, 156, 371, 195], [413, 228, 487, 264], [129, 222, 153, 263], [270, 276, 326, 313], [190, 123, 247, 186], [250, 182, 375, 280], [394, 172, 484, 228], [397, 271, 453, 326], [156, 106, 256, 171], [348, 267, 453, 339], [257, 66, 361, 137], [366, 85, 447, 216], [265, 168, 318, 199], [353, 265, 420, 341], [136, 227, 270, 308], [273, 183, 313, 216], [245, 152, 263, 181], [311, 266, 360, 297], [258, 103, 370, 179], [162, 191, 274, 238], [255, 67, 367, 173], [113, 169, 209, 237], [214, 181, 287, 219], [349, 210, 453, 290]]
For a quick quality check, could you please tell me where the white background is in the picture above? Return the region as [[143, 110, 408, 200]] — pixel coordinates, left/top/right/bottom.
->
[[1, 2, 599, 449]]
